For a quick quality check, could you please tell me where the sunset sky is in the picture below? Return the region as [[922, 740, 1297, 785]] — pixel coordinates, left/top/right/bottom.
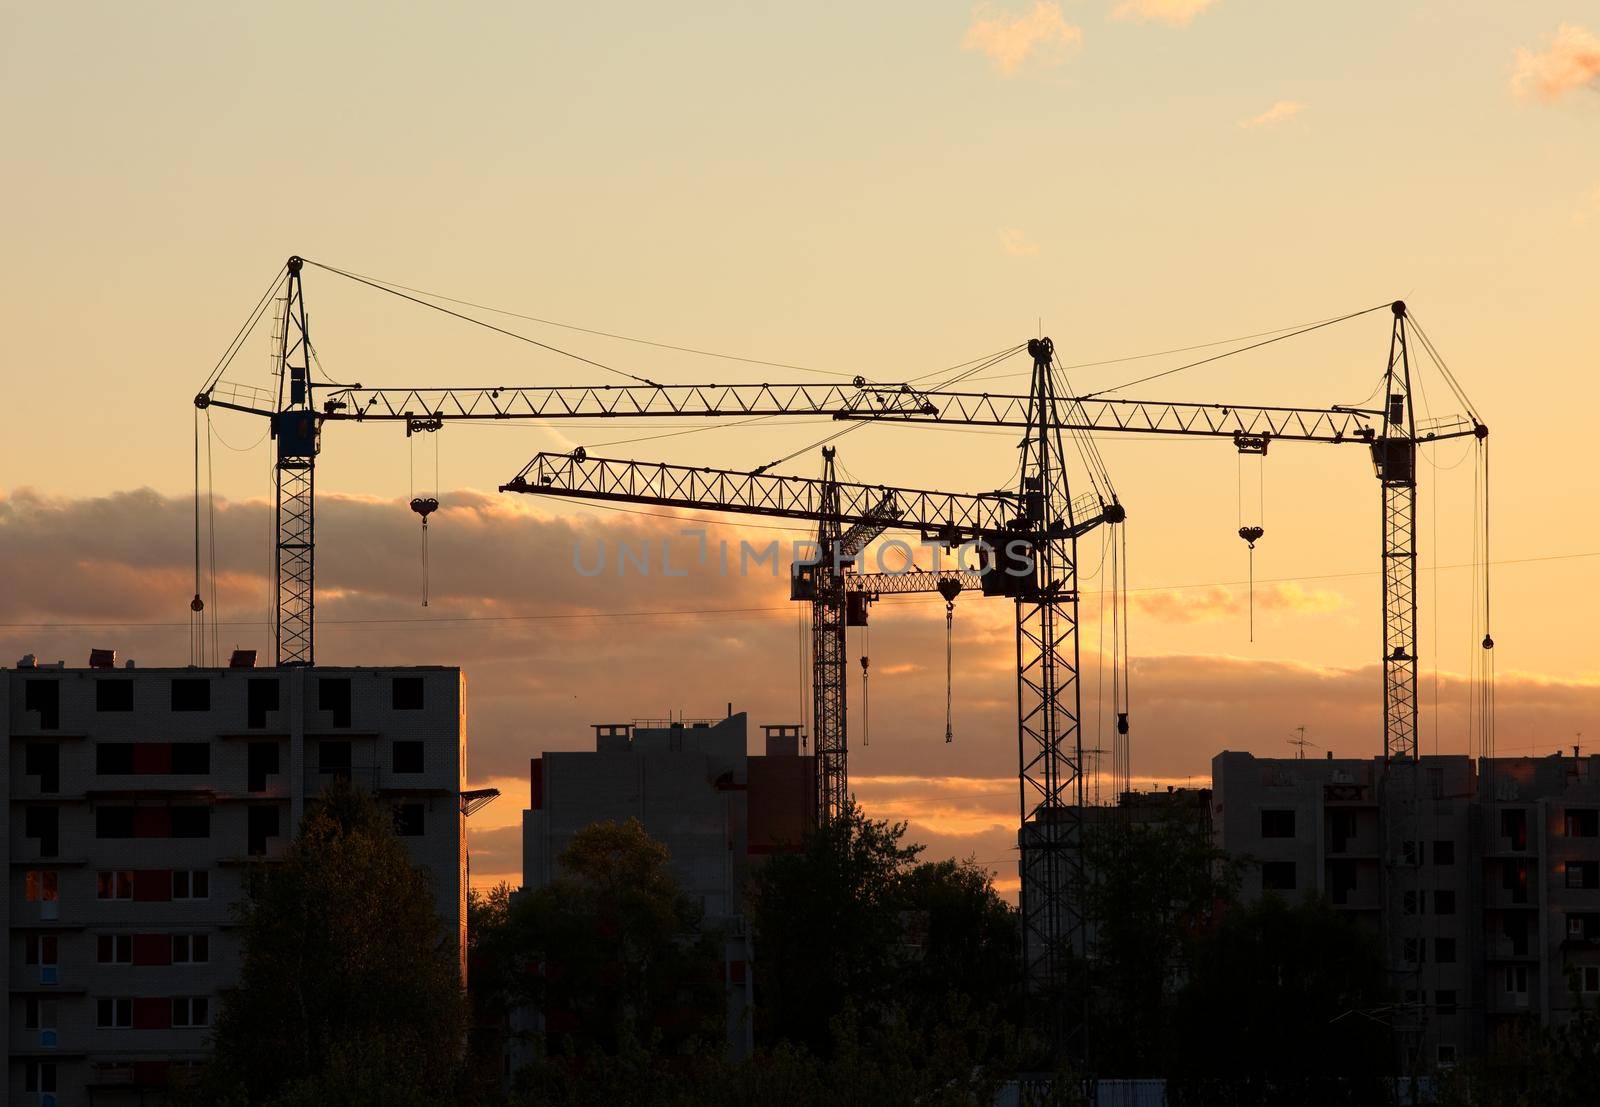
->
[[3, 3, 1598, 893]]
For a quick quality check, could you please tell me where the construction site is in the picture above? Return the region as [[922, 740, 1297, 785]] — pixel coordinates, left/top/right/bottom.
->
[[11, 5, 1600, 1103], [122, 251, 1582, 1059]]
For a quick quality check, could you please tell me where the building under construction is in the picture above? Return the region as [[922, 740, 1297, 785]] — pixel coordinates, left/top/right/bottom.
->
[[1213, 749, 1600, 1069]]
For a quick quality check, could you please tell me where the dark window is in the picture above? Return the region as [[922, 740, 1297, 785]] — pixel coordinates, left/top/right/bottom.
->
[[97, 870, 135, 899], [97, 679, 134, 712], [172, 870, 209, 899], [247, 742, 280, 792], [97, 997, 132, 1028], [1329, 860, 1358, 905], [1329, 809, 1357, 853], [319, 740, 351, 776], [98, 934, 133, 964], [25, 806, 60, 856], [1436, 937, 1457, 964], [171, 678, 210, 712], [170, 807, 211, 839], [1433, 840, 1455, 865], [246, 677, 280, 729], [24, 1059, 58, 1093], [1502, 808, 1528, 851], [173, 933, 209, 963], [170, 742, 210, 774], [97, 743, 136, 774], [319, 677, 352, 727], [248, 806, 281, 855], [393, 802, 425, 837], [393, 740, 425, 774], [1405, 937, 1425, 964], [1261, 809, 1296, 838], [1504, 913, 1530, 956], [172, 996, 210, 1027], [1402, 840, 1422, 865], [25, 742, 60, 792], [25, 934, 59, 965], [24, 679, 60, 729], [1566, 809, 1600, 838], [392, 676, 425, 710], [1504, 860, 1531, 904], [1261, 861, 1296, 891], [1566, 861, 1600, 890], [1437, 989, 1458, 1013], [1435, 889, 1457, 915], [1438, 1044, 1457, 1066]]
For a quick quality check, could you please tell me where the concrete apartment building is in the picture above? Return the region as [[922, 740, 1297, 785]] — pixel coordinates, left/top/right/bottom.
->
[[520, 711, 814, 1059], [1212, 749, 1600, 1069], [6, 657, 468, 1107]]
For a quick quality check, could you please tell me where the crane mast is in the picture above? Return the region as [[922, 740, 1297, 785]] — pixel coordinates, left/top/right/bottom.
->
[[812, 448, 849, 824], [270, 258, 317, 667]]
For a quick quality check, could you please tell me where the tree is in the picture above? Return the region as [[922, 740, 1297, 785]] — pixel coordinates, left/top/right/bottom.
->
[[508, 819, 725, 1066], [202, 779, 466, 1104], [1080, 811, 1240, 1075], [1167, 895, 1392, 1106], [745, 800, 924, 1053]]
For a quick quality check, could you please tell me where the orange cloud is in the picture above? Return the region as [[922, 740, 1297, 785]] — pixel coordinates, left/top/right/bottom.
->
[[998, 227, 1039, 255], [1111, 0, 1220, 27], [1512, 24, 1600, 103], [963, 2, 1083, 75], [1131, 582, 1345, 624], [1238, 100, 1306, 129]]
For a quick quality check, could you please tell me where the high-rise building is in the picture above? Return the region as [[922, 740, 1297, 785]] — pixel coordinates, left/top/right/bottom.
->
[[6, 656, 468, 1106], [1212, 749, 1600, 1070]]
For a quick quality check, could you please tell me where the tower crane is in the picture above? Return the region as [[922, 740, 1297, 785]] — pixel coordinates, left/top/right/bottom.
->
[[198, 259, 1486, 1063]]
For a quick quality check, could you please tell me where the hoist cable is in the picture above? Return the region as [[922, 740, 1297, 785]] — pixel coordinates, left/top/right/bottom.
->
[[191, 409, 202, 666], [207, 412, 219, 666], [944, 600, 955, 744]]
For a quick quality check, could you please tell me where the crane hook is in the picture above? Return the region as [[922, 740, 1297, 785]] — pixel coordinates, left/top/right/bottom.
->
[[410, 498, 439, 606], [938, 578, 962, 744]]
